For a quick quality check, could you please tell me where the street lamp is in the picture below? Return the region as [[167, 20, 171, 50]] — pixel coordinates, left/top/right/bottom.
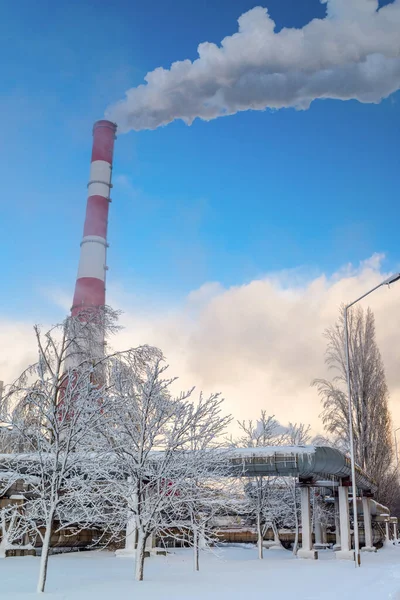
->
[[344, 272, 400, 567]]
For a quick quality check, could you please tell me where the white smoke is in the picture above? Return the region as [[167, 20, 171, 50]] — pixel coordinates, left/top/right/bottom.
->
[[106, 0, 400, 133]]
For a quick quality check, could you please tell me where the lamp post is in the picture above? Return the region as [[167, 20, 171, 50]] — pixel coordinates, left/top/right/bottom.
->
[[344, 272, 400, 567]]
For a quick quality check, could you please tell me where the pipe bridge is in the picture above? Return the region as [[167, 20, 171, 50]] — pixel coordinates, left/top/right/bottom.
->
[[226, 445, 393, 561], [228, 445, 376, 492]]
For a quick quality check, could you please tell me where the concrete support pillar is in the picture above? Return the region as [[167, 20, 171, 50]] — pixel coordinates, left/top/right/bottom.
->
[[297, 487, 318, 559], [335, 484, 354, 560], [393, 522, 398, 541], [322, 524, 328, 545], [145, 532, 155, 551], [361, 497, 376, 552], [126, 514, 137, 552], [115, 514, 137, 557], [385, 521, 391, 543], [116, 481, 138, 558], [333, 495, 341, 550], [314, 507, 323, 548]]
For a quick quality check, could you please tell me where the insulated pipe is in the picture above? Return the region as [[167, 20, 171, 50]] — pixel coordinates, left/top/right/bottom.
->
[[355, 498, 389, 517], [325, 497, 390, 517], [71, 120, 117, 316], [228, 446, 377, 492]]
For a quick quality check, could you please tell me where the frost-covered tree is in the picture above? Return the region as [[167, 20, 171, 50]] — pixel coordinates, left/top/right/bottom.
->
[[0, 309, 152, 593], [0, 423, 15, 453], [236, 411, 285, 449], [234, 415, 312, 557], [171, 435, 233, 571], [284, 422, 311, 448], [313, 305, 394, 501], [97, 354, 231, 581], [281, 422, 311, 554], [235, 413, 283, 558], [244, 476, 286, 557], [0, 501, 34, 558], [161, 470, 232, 571]]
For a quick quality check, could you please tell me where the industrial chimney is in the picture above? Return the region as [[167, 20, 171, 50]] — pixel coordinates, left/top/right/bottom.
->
[[71, 120, 117, 317]]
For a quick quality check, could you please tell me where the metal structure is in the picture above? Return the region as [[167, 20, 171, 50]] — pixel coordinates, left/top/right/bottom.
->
[[71, 120, 117, 318], [228, 445, 384, 560], [344, 272, 400, 566], [228, 446, 376, 491], [0, 445, 393, 558]]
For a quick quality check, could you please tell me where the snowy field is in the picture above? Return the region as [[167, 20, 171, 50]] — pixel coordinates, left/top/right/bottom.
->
[[2, 545, 400, 600]]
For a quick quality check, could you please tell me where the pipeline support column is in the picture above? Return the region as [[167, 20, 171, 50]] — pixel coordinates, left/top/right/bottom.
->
[[385, 521, 391, 543], [333, 494, 341, 550], [313, 498, 323, 549], [335, 483, 354, 560], [361, 497, 376, 552], [297, 486, 318, 559]]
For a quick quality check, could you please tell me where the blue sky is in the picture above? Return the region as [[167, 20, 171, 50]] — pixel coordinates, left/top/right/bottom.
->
[[1, 0, 399, 322]]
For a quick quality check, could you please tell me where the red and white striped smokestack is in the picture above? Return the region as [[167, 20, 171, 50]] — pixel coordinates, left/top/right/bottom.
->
[[71, 120, 117, 317]]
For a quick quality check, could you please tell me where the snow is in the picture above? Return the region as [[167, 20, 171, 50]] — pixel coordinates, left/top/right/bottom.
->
[[229, 445, 316, 458], [0, 445, 317, 464], [2, 545, 400, 599]]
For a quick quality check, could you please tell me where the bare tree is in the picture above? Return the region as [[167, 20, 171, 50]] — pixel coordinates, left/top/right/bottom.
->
[[284, 423, 311, 447], [313, 305, 394, 501], [236, 411, 284, 448], [0, 501, 35, 558], [281, 422, 311, 554], [173, 437, 233, 571], [98, 354, 231, 581], [0, 310, 152, 593], [235, 413, 284, 558], [234, 415, 313, 557]]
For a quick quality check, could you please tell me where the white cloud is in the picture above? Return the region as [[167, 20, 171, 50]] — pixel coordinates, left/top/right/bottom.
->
[[106, 0, 400, 132], [2, 255, 400, 438], [109, 254, 400, 436]]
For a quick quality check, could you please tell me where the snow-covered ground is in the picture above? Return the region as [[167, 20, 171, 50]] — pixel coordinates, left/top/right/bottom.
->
[[2, 545, 400, 599]]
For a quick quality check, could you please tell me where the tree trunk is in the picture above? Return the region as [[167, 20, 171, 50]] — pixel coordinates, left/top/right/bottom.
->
[[0, 513, 8, 559], [193, 526, 199, 571], [37, 512, 54, 593], [135, 530, 147, 581], [198, 523, 206, 550], [256, 512, 263, 559]]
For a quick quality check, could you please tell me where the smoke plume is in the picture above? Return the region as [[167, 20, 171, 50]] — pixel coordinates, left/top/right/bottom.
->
[[106, 0, 400, 132]]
